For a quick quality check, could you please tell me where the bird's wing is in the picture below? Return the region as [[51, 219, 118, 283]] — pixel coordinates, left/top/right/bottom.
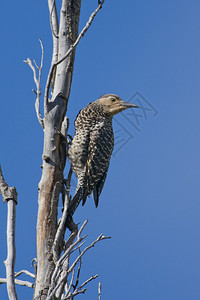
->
[[82, 120, 114, 207]]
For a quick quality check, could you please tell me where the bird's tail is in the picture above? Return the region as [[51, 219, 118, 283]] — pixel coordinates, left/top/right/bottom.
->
[[67, 186, 84, 217]]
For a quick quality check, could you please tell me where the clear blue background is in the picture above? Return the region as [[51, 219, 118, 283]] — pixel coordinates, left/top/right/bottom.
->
[[0, 0, 200, 299]]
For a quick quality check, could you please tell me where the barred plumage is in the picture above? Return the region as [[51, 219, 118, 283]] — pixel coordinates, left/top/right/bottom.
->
[[67, 94, 138, 216]]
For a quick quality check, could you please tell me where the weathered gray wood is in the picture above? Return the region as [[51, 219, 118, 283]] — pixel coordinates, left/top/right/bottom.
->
[[5, 200, 18, 300], [0, 165, 18, 300], [34, 1, 81, 298], [47, 0, 59, 90], [0, 278, 34, 289]]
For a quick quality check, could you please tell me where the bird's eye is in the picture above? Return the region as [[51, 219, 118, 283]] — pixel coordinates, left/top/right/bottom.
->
[[110, 98, 116, 102]]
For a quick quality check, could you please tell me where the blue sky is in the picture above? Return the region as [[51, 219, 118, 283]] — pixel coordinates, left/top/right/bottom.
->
[[1, 0, 200, 299]]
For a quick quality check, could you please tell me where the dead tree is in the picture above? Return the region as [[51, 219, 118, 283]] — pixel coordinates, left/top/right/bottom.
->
[[0, 1, 110, 299]]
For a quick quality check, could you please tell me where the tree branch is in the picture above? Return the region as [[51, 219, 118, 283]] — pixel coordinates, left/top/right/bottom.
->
[[67, 234, 111, 276], [0, 165, 18, 300], [54, 217, 79, 298], [71, 288, 86, 297], [72, 248, 82, 291], [48, 0, 59, 39], [49, 223, 88, 294], [47, 221, 87, 298], [47, 0, 59, 93], [63, 268, 75, 299], [0, 278, 34, 289], [74, 274, 98, 293], [44, 0, 105, 106], [47, 225, 110, 300], [14, 270, 35, 279], [24, 40, 44, 129]]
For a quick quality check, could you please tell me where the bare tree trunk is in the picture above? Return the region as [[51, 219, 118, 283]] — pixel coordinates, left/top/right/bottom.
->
[[34, 1, 81, 298]]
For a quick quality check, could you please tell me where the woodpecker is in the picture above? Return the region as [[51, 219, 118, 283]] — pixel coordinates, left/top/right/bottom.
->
[[67, 94, 138, 216]]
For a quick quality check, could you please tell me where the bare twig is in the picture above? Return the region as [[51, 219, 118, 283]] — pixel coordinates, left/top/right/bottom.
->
[[24, 40, 44, 129], [47, 220, 110, 300], [75, 274, 98, 292], [15, 270, 35, 279], [98, 282, 102, 300], [71, 288, 87, 297], [53, 209, 78, 297], [36, 39, 44, 126], [31, 258, 37, 267], [44, 0, 105, 106], [33, 59, 40, 70], [54, 253, 70, 299], [77, 220, 88, 240], [0, 165, 18, 300], [47, 233, 110, 299], [72, 248, 82, 291], [31, 258, 37, 274], [52, 233, 87, 284], [64, 269, 75, 299], [67, 234, 111, 276], [0, 278, 34, 289], [49, 230, 87, 296], [69, 241, 86, 255]]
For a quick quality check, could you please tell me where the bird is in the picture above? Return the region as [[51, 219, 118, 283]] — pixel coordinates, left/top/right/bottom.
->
[[67, 94, 138, 217]]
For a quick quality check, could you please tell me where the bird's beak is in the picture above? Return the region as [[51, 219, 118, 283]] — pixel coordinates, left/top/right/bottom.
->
[[120, 101, 139, 108]]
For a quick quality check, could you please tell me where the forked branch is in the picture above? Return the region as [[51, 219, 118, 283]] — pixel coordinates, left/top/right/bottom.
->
[[47, 221, 111, 299], [14, 270, 35, 279], [44, 0, 105, 105], [48, 0, 59, 39], [48, 0, 59, 91], [24, 39, 44, 129]]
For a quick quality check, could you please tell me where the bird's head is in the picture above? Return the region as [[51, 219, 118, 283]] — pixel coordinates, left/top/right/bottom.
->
[[96, 94, 138, 117]]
